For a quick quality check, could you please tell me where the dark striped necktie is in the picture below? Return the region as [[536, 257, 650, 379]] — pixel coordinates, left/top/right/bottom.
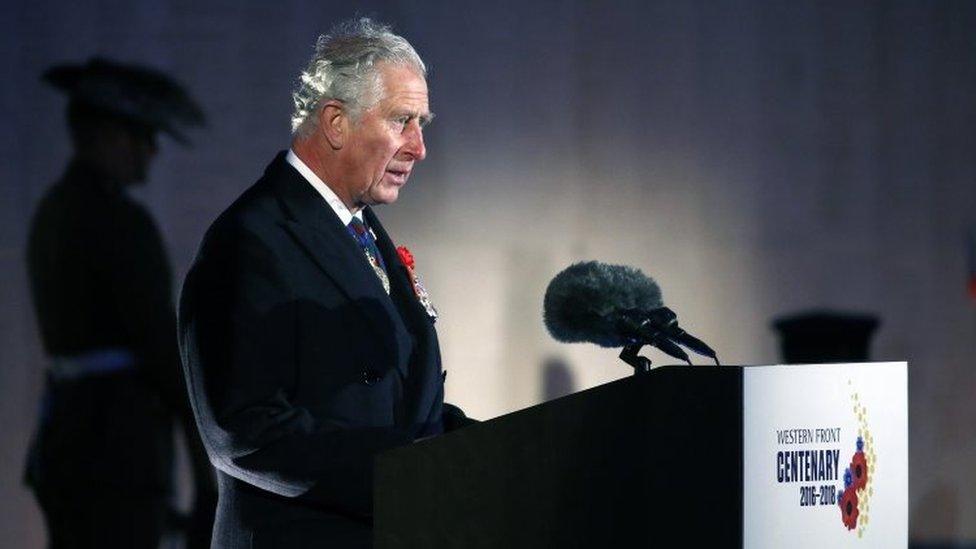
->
[[347, 217, 390, 293]]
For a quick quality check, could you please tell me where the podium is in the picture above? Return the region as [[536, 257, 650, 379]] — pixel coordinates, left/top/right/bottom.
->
[[375, 362, 907, 548]]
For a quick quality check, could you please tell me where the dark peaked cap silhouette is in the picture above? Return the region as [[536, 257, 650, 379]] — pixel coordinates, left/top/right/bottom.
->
[[43, 57, 205, 145]]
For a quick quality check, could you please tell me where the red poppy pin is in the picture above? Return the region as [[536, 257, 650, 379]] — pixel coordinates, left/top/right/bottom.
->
[[397, 246, 437, 321], [397, 246, 415, 269]]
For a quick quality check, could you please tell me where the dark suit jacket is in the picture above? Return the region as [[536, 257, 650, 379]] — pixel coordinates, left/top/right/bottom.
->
[[178, 152, 445, 548]]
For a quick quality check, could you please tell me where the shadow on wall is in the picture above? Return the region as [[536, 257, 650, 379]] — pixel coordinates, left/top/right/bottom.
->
[[540, 356, 575, 402]]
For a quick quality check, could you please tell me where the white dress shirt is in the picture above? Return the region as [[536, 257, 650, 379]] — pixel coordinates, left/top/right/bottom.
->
[[285, 149, 362, 225]]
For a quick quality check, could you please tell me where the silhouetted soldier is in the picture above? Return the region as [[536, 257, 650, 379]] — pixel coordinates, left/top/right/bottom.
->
[[25, 57, 215, 549]]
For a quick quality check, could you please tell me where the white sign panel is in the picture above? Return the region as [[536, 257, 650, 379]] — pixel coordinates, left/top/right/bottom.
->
[[743, 362, 908, 548]]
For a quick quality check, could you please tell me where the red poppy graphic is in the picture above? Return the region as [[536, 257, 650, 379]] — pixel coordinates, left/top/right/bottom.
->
[[396, 246, 415, 269], [839, 488, 859, 530], [850, 451, 869, 491]]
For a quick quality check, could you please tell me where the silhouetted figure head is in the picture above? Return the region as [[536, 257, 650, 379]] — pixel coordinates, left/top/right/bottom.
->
[[43, 57, 205, 186]]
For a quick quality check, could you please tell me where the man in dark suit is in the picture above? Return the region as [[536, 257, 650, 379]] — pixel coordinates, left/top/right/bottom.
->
[[178, 19, 468, 547]]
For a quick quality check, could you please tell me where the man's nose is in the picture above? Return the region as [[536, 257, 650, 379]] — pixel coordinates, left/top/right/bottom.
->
[[402, 120, 426, 161]]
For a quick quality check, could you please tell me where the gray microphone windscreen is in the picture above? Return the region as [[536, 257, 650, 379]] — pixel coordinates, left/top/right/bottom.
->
[[543, 261, 663, 347]]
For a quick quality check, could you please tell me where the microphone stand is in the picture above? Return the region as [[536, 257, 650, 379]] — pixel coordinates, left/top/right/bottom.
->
[[619, 345, 653, 375]]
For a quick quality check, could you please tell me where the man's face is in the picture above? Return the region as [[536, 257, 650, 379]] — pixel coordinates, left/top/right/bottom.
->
[[341, 63, 430, 208]]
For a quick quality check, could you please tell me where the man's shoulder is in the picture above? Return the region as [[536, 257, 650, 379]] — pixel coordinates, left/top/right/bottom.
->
[[205, 153, 293, 241]]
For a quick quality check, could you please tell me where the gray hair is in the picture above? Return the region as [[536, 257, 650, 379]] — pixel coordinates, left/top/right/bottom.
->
[[291, 18, 427, 136]]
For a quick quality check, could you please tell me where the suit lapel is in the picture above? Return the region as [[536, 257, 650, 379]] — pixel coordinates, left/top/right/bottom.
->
[[365, 207, 431, 329], [367, 207, 443, 435], [265, 153, 411, 377]]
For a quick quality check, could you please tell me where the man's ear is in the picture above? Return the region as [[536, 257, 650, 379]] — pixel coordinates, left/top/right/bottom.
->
[[318, 100, 347, 149]]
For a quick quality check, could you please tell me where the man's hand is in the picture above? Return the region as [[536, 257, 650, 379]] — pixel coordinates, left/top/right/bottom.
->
[[442, 403, 478, 432]]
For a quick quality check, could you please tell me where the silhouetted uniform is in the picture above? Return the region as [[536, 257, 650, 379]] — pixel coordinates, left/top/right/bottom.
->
[[26, 159, 181, 547]]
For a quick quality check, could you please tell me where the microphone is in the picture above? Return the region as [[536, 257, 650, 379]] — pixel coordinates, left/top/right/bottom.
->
[[619, 307, 717, 360], [543, 261, 717, 363]]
